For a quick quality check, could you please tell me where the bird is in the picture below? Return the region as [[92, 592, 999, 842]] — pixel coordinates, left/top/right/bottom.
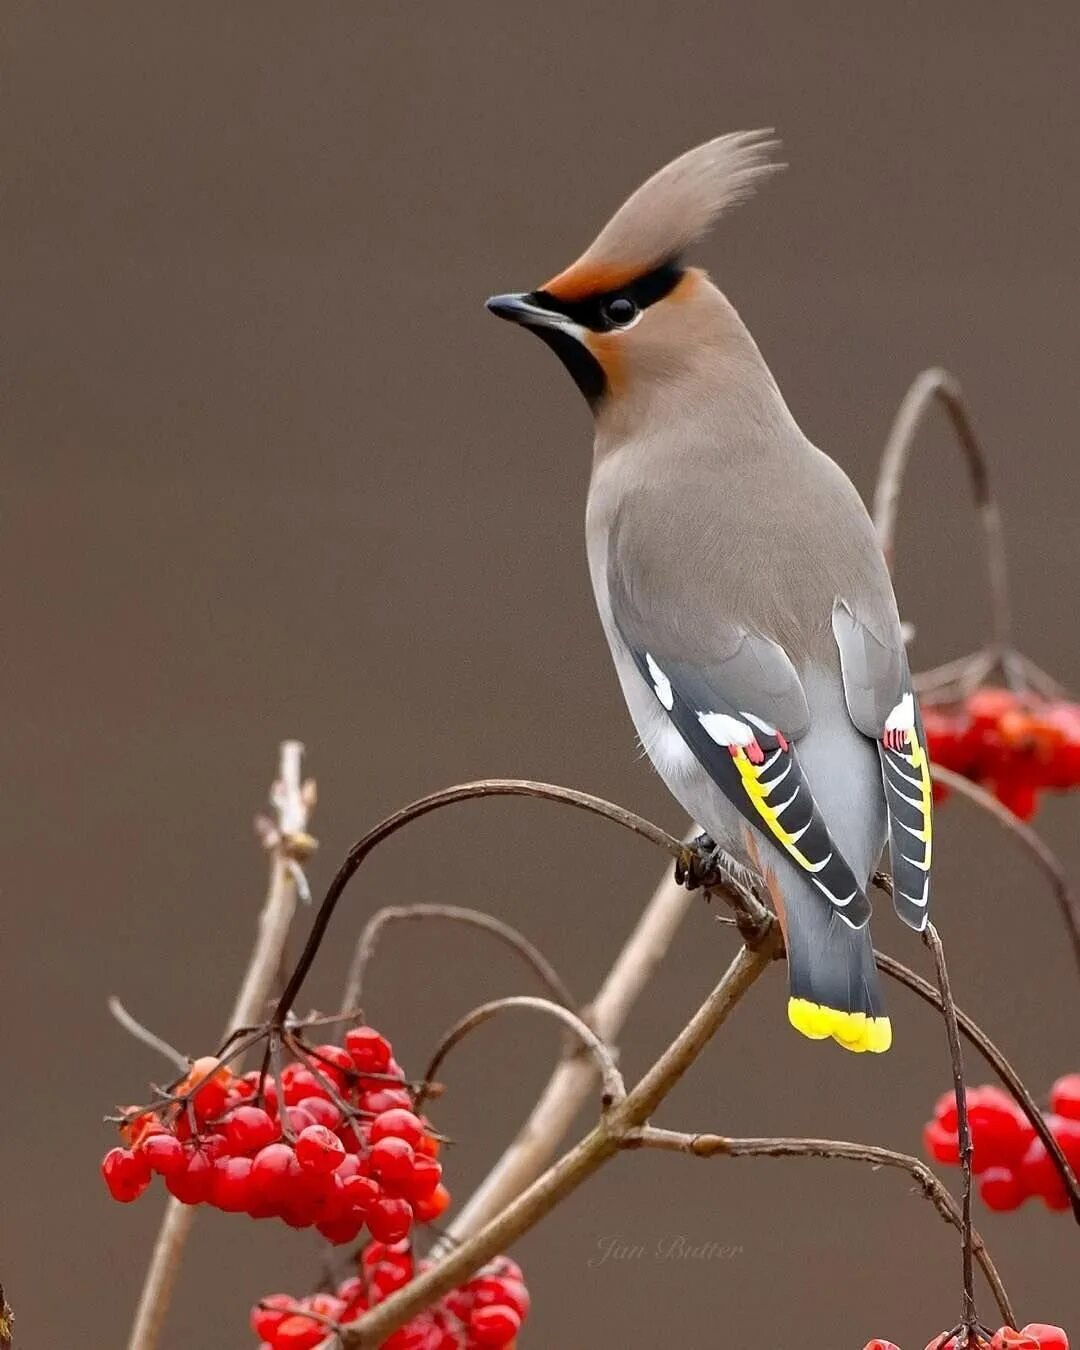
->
[[485, 131, 933, 1053]]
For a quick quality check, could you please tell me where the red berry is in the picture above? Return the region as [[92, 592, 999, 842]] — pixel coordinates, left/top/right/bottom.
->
[[416, 1128, 441, 1160], [412, 1182, 451, 1224], [401, 1155, 442, 1201], [369, 1136, 416, 1186], [281, 1064, 329, 1106], [139, 1133, 186, 1178], [250, 1293, 294, 1340], [371, 1108, 425, 1149], [923, 1119, 960, 1165], [1020, 1326, 1069, 1350], [118, 1108, 163, 1150], [309, 1043, 354, 1088], [1050, 1113, 1080, 1170], [183, 1056, 231, 1124], [991, 1331, 1041, 1349], [250, 1142, 296, 1203], [933, 1090, 959, 1132], [1019, 1137, 1070, 1211], [1050, 1074, 1080, 1122], [342, 1174, 380, 1216], [222, 1104, 279, 1155], [101, 1146, 152, 1202], [367, 1195, 413, 1243], [863, 1342, 902, 1350], [361, 1086, 413, 1116], [992, 776, 1039, 821], [210, 1155, 253, 1212], [285, 1105, 319, 1137], [345, 1026, 393, 1074], [274, 1314, 325, 1350], [469, 1303, 522, 1347], [968, 1086, 1032, 1170], [241, 1070, 279, 1115], [164, 1147, 214, 1204], [295, 1123, 346, 1175], [979, 1166, 1026, 1211], [297, 1096, 343, 1131], [470, 1275, 530, 1319]]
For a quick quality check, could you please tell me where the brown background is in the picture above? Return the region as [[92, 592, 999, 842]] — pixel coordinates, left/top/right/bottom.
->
[[3, 4, 1079, 1347]]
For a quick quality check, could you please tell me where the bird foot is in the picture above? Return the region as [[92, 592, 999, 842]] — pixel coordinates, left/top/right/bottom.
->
[[675, 833, 760, 900]]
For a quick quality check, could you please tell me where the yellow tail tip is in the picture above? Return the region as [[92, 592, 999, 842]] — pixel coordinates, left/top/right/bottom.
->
[[788, 998, 892, 1053]]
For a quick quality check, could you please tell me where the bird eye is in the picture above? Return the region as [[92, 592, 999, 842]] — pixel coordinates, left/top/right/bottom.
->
[[602, 296, 638, 327]]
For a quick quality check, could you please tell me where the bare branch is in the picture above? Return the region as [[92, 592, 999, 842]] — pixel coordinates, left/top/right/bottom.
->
[[875, 946, 1080, 1220], [924, 923, 978, 1338], [416, 995, 626, 1113], [621, 1127, 1014, 1330], [125, 740, 314, 1350], [932, 764, 1080, 978], [337, 935, 778, 1347], [874, 367, 1012, 652], [273, 779, 770, 1030], [340, 903, 576, 1015], [107, 997, 189, 1072], [433, 863, 695, 1257]]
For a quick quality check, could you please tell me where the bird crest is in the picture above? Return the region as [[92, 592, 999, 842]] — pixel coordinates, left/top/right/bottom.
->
[[543, 129, 784, 302]]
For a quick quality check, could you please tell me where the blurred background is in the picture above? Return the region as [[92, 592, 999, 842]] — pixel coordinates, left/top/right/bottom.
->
[[4, 3, 1079, 1346]]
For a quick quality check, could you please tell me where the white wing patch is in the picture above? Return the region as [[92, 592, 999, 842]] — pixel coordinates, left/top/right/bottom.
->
[[884, 692, 915, 732], [697, 711, 757, 748], [644, 652, 674, 710]]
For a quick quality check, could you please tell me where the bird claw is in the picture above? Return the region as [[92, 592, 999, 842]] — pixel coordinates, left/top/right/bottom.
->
[[675, 833, 759, 899]]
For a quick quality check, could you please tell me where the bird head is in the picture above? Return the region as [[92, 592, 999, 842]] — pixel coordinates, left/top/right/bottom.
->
[[487, 130, 783, 416]]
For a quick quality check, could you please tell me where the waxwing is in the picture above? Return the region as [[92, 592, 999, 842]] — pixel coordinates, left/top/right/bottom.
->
[[487, 132, 932, 1052]]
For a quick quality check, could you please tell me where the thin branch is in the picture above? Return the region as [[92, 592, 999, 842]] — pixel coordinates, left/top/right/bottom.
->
[[875, 946, 1080, 1220], [415, 995, 626, 1114], [932, 764, 1080, 978], [337, 936, 778, 1347], [924, 923, 977, 1340], [273, 779, 770, 1028], [340, 903, 576, 1015], [432, 862, 695, 1258], [622, 1128, 1014, 1330], [125, 740, 313, 1350], [107, 997, 189, 1072], [874, 367, 1012, 652]]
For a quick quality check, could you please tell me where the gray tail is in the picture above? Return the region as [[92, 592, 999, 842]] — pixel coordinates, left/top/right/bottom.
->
[[783, 881, 891, 1054]]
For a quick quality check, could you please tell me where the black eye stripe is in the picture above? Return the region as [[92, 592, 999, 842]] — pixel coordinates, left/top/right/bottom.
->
[[532, 259, 684, 332]]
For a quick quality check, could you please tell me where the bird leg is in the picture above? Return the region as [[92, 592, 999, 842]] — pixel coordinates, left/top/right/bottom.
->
[[675, 832, 762, 903]]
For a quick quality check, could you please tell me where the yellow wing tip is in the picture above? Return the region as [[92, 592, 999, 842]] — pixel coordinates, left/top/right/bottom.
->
[[788, 998, 892, 1054]]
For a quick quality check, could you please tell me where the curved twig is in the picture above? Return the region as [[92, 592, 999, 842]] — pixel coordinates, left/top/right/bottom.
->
[[924, 923, 977, 1337], [108, 997, 189, 1072], [621, 1127, 1014, 1330], [874, 946, 1080, 1221], [433, 864, 695, 1258], [339, 903, 576, 1015], [272, 779, 769, 1026], [416, 995, 626, 1113], [932, 764, 1080, 978], [337, 939, 777, 1347], [874, 367, 1012, 652]]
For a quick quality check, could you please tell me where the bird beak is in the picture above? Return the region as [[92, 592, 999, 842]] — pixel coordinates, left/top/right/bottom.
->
[[485, 292, 567, 331]]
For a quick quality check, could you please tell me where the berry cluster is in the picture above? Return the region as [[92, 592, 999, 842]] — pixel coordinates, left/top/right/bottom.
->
[[922, 1076, 1080, 1213], [922, 688, 1080, 819], [102, 1027, 449, 1245], [251, 1246, 530, 1349], [865, 1326, 1068, 1350]]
